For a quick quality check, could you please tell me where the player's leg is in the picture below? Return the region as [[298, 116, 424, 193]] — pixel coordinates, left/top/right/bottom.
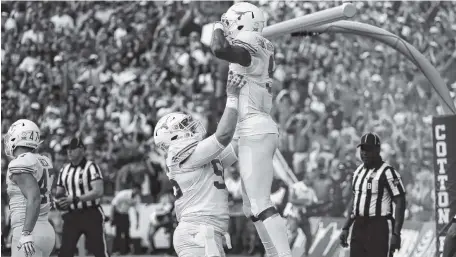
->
[[11, 222, 55, 257], [34, 221, 56, 257], [84, 208, 110, 257], [174, 222, 226, 257], [239, 133, 291, 257], [241, 180, 276, 257], [173, 223, 205, 257]]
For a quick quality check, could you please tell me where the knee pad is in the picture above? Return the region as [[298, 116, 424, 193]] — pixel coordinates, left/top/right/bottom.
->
[[250, 216, 259, 222], [256, 207, 279, 222], [250, 198, 274, 217]]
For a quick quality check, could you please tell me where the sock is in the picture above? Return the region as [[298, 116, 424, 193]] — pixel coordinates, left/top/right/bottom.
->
[[263, 215, 292, 257], [254, 220, 277, 257]]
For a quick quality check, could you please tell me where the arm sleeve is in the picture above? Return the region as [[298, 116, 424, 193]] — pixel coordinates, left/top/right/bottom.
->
[[218, 143, 238, 169], [181, 135, 225, 169], [7, 154, 37, 178], [88, 162, 103, 182], [384, 167, 406, 197]]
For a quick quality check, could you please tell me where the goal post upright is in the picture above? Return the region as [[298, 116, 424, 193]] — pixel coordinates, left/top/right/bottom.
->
[[306, 20, 456, 115], [262, 5, 456, 115]]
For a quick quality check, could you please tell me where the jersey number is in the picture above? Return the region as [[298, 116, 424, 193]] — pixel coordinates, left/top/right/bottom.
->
[[211, 160, 226, 189], [169, 159, 226, 199], [37, 169, 49, 204], [170, 179, 183, 199], [268, 55, 275, 79], [267, 55, 275, 94]]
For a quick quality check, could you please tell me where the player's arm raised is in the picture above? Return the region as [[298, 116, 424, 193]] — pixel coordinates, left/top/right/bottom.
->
[[215, 71, 245, 146], [181, 72, 246, 169], [211, 24, 252, 67]]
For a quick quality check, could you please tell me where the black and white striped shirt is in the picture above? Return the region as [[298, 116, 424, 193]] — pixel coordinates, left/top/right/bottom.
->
[[351, 162, 405, 217], [57, 158, 103, 210]]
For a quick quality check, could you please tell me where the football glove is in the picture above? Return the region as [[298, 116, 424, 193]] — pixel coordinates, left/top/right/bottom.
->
[[18, 231, 35, 257]]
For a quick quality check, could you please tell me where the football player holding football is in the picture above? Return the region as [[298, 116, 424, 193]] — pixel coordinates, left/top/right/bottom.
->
[[210, 2, 291, 257], [154, 72, 245, 257], [4, 119, 56, 257]]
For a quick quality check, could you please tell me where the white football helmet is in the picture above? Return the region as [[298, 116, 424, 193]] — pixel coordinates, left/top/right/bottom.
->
[[153, 112, 206, 151], [4, 119, 41, 157], [221, 2, 266, 40]]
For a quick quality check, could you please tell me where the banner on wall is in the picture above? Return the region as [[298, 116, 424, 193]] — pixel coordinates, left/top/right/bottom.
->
[[432, 115, 456, 257], [100, 204, 172, 248], [48, 206, 438, 256]]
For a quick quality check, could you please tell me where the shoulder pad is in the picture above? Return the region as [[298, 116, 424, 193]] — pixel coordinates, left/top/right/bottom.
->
[[36, 154, 53, 169], [8, 153, 38, 175], [232, 31, 259, 55], [166, 138, 199, 167], [234, 31, 258, 44]]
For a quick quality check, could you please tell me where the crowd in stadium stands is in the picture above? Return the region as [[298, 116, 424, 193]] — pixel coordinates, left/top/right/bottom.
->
[[2, 0, 456, 254]]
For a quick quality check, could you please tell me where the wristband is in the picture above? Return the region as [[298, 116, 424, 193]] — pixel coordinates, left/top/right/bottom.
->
[[19, 233, 33, 246], [342, 227, 349, 231], [21, 230, 31, 236], [74, 196, 80, 203], [226, 96, 239, 110], [393, 232, 401, 236]]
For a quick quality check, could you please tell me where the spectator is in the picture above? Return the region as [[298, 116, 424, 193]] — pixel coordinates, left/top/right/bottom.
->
[[110, 183, 142, 255], [2, 2, 455, 253]]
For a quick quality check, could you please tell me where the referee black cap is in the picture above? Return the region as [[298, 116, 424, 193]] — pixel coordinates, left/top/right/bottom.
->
[[357, 132, 380, 148], [67, 137, 85, 150]]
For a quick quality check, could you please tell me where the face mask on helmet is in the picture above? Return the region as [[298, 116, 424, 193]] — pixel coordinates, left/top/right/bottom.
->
[[155, 115, 206, 152], [174, 116, 206, 141], [3, 134, 14, 157]]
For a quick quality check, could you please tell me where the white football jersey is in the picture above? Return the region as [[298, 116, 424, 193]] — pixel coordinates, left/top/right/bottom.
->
[[166, 135, 236, 233], [6, 152, 54, 229], [229, 30, 278, 137]]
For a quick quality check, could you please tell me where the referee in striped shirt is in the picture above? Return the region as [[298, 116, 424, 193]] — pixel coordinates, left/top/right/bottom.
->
[[339, 133, 406, 257], [55, 137, 109, 257]]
